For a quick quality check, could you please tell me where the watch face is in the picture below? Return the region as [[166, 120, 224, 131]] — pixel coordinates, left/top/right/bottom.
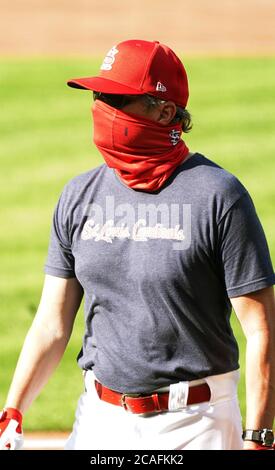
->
[[262, 429, 274, 446]]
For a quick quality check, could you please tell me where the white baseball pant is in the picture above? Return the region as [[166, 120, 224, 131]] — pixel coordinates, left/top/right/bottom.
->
[[65, 369, 243, 450]]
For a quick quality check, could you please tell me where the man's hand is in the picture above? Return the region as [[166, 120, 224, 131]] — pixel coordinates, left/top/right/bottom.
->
[[0, 408, 24, 450], [243, 440, 274, 450]]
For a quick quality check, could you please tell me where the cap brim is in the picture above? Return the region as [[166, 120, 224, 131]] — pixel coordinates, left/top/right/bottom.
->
[[67, 76, 144, 95]]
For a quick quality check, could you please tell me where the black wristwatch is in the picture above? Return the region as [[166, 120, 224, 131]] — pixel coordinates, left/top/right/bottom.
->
[[242, 429, 274, 447]]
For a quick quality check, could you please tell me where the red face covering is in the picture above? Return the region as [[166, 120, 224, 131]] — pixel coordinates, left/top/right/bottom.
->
[[92, 100, 189, 192]]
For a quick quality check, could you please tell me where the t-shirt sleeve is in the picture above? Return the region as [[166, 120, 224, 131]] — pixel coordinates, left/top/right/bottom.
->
[[217, 192, 275, 297], [44, 189, 76, 279]]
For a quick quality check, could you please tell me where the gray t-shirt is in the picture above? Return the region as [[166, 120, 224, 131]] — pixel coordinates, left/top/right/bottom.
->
[[44, 153, 275, 393]]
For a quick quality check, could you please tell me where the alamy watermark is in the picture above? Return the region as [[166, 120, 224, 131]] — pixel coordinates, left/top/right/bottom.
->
[[81, 196, 191, 251]]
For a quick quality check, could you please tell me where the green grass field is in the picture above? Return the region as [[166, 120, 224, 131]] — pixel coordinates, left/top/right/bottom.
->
[[1, 57, 275, 430]]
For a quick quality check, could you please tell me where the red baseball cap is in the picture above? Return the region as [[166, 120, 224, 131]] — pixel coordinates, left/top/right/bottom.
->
[[67, 39, 189, 108]]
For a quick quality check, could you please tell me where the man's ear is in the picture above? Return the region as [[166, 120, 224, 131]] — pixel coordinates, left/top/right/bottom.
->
[[158, 101, 177, 125]]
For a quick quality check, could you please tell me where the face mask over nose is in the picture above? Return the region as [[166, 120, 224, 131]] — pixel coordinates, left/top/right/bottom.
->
[[92, 100, 189, 192]]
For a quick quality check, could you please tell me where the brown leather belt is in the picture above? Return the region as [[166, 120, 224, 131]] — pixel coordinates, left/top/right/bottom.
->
[[94, 380, 211, 414]]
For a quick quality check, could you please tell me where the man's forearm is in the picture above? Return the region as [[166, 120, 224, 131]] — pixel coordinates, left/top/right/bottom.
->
[[5, 321, 70, 414], [4, 276, 82, 414], [245, 328, 275, 429]]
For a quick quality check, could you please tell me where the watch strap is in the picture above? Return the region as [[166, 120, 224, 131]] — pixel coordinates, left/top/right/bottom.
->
[[243, 430, 261, 442]]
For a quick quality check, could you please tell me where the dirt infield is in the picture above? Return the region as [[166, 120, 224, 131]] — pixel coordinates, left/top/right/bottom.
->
[[0, 0, 275, 56], [23, 432, 69, 450]]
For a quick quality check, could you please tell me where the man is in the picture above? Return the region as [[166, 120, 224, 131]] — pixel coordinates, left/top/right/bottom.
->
[[0, 39, 274, 450]]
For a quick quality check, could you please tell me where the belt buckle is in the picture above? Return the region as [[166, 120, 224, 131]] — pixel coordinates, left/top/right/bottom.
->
[[121, 394, 128, 411]]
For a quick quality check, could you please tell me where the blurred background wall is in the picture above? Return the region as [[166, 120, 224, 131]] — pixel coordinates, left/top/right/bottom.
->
[[0, 0, 275, 56]]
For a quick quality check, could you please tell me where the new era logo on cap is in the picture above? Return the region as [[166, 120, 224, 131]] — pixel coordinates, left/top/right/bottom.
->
[[67, 39, 189, 108], [156, 82, 167, 92]]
